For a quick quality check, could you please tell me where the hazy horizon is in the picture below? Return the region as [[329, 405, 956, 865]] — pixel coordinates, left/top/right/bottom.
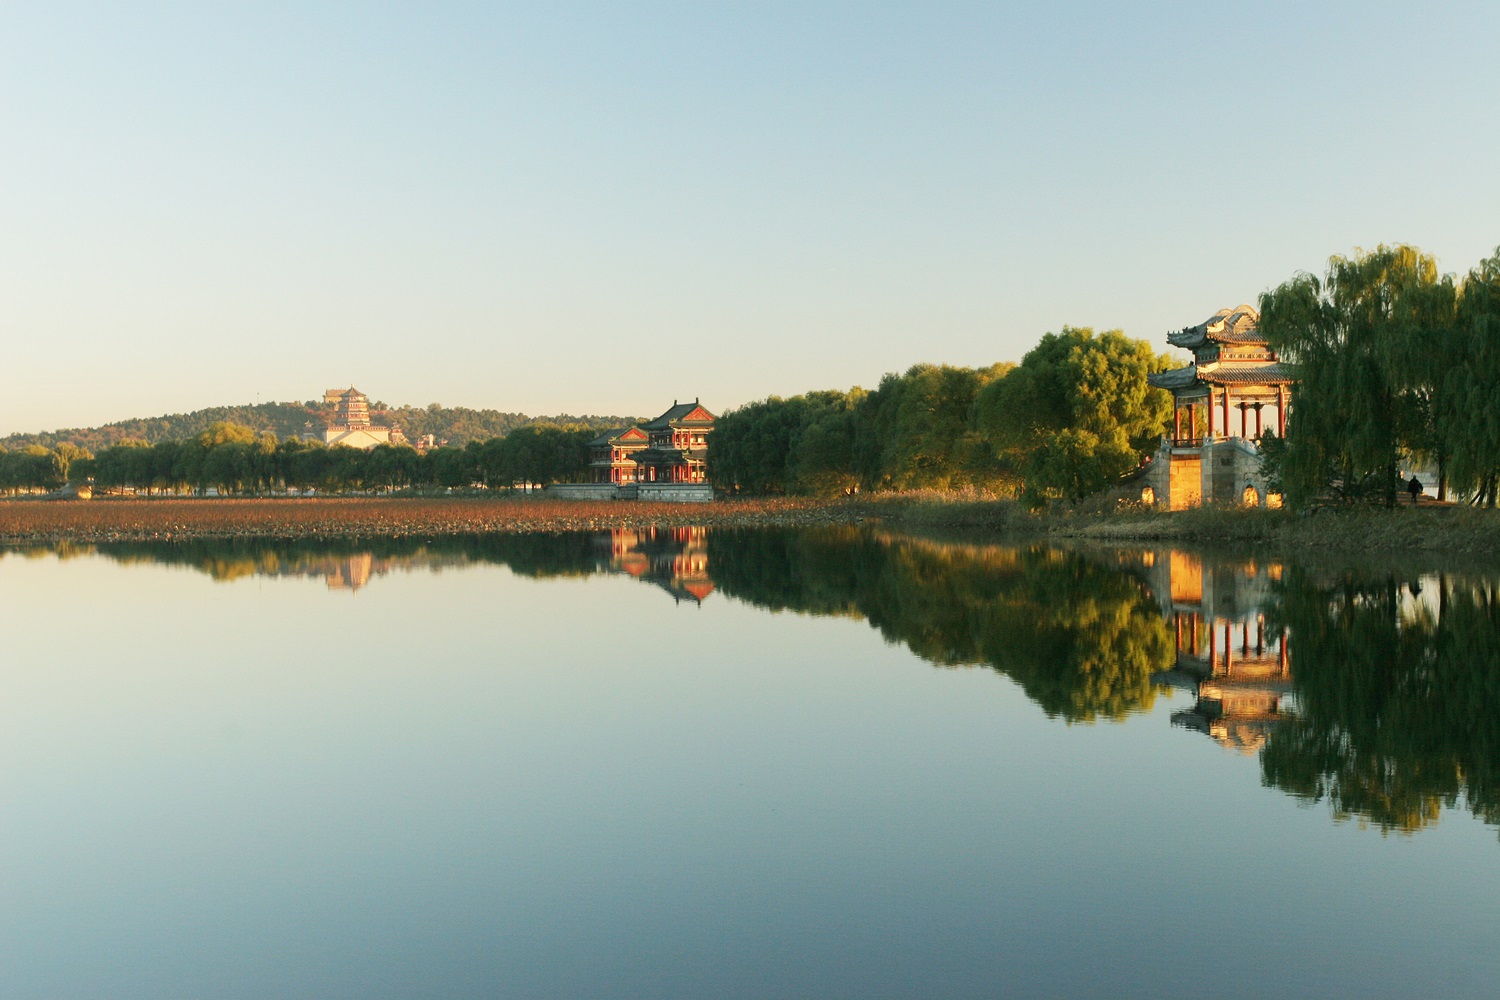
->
[[5, 2, 1498, 436]]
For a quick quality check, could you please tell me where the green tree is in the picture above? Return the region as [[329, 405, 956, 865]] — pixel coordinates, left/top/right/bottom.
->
[[1259, 245, 1450, 507], [850, 364, 1010, 491], [1447, 248, 1500, 506], [972, 328, 1171, 502], [51, 442, 93, 487]]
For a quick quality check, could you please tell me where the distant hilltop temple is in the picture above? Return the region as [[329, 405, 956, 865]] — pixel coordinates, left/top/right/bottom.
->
[[320, 386, 407, 449], [1141, 306, 1295, 509]]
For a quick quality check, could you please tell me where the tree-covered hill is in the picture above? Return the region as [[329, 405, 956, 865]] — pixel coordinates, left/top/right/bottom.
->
[[1, 401, 642, 451]]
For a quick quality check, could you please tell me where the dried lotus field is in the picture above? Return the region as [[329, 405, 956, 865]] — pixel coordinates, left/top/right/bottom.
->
[[0, 495, 880, 543]]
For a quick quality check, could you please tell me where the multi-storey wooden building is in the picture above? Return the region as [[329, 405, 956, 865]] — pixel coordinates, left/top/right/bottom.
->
[[633, 400, 714, 484], [586, 400, 715, 486], [1142, 306, 1295, 508], [321, 386, 402, 449], [587, 426, 651, 484]]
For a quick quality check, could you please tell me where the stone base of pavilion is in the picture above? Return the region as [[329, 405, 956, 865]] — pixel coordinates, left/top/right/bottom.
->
[[1138, 436, 1280, 510], [544, 483, 714, 503]]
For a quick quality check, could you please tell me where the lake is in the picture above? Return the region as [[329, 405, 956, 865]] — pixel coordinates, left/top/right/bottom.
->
[[2, 527, 1497, 999]]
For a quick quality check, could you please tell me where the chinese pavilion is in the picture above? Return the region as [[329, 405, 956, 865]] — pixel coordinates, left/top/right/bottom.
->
[[587, 426, 651, 484], [556, 399, 716, 501], [630, 400, 715, 485], [1142, 306, 1295, 509]]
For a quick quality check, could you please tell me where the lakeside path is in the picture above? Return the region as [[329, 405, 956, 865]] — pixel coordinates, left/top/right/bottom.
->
[[0, 496, 882, 543]]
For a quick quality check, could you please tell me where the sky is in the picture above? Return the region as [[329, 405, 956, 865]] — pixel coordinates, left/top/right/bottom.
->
[[3, 1, 1498, 435]]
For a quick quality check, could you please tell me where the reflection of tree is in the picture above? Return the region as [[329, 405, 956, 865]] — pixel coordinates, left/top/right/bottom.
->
[[709, 529, 1174, 722], [1263, 572, 1500, 836], [21, 534, 604, 587], [15, 530, 709, 601]]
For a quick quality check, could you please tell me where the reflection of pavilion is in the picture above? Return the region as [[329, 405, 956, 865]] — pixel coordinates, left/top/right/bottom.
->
[[593, 527, 714, 604], [323, 553, 376, 592], [1139, 551, 1291, 754]]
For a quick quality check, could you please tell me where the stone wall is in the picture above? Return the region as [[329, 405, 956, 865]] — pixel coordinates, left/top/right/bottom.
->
[[543, 482, 714, 503], [1148, 437, 1272, 509], [637, 483, 714, 503], [544, 483, 623, 501], [1204, 439, 1269, 507], [1170, 455, 1203, 509]]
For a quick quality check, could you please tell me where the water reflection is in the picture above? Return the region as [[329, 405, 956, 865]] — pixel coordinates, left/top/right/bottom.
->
[[9, 527, 714, 601], [1260, 568, 1500, 836], [1135, 552, 1292, 754], [707, 528, 1174, 723], [7, 527, 1499, 838]]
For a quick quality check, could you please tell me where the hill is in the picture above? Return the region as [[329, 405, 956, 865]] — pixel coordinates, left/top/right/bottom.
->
[[0, 401, 642, 451]]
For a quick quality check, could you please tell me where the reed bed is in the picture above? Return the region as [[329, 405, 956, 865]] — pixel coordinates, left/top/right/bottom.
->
[[2, 492, 1495, 553], [0, 495, 879, 543]]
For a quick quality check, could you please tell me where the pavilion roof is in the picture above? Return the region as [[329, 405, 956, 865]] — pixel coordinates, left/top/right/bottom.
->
[[641, 400, 715, 429], [1147, 365, 1200, 390], [1167, 305, 1265, 349], [1199, 363, 1296, 386], [587, 426, 646, 447], [1149, 362, 1296, 390], [633, 446, 706, 464]]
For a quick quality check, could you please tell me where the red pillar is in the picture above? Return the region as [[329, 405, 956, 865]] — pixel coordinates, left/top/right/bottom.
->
[[1277, 387, 1287, 438], [1239, 404, 1248, 439], [1222, 388, 1232, 439], [1174, 405, 1183, 440]]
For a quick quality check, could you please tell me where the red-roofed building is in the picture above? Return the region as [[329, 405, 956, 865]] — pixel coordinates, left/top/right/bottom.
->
[[586, 400, 715, 487]]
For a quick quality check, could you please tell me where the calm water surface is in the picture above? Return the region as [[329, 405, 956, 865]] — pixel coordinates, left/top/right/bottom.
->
[[2, 528, 1497, 999]]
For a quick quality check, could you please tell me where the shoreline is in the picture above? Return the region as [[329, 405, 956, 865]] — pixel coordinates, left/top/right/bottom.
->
[[1, 493, 1496, 554]]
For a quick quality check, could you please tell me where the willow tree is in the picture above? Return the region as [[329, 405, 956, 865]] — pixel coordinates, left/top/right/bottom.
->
[[972, 327, 1172, 502], [1259, 245, 1452, 507], [1447, 249, 1500, 505]]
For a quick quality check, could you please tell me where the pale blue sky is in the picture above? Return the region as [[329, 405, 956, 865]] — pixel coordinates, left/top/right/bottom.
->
[[3, 1, 1497, 434]]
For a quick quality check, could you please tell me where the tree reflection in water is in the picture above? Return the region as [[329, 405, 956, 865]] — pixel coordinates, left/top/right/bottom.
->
[[1261, 569, 1500, 836], [707, 527, 1175, 723], [10, 528, 1499, 836]]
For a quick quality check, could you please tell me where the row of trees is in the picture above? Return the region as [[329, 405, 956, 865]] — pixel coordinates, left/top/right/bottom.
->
[[0, 422, 601, 495], [711, 329, 1173, 500], [1260, 244, 1500, 507]]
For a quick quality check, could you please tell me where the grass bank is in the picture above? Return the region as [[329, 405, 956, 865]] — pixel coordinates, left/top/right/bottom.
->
[[880, 492, 1500, 554]]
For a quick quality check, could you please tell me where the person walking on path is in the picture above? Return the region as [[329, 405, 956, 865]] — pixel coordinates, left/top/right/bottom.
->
[[1407, 474, 1423, 505]]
